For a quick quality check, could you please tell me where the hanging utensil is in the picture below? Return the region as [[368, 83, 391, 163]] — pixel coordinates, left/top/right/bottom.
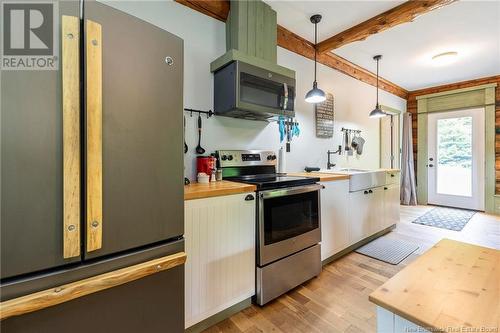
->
[[286, 118, 292, 152], [184, 116, 188, 154], [195, 114, 205, 155]]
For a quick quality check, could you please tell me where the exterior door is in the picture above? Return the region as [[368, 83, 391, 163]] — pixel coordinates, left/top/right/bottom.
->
[[427, 108, 485, 210], [83, 2, 184, 259], [1, 1, 82, 279]]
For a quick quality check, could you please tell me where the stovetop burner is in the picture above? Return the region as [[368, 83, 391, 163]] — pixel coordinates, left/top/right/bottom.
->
[[227, 173, 319, 190], [216, 150, 320, 190]]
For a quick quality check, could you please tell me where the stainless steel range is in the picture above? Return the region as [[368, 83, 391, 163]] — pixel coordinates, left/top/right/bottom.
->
[[217, 150, 322, 305]]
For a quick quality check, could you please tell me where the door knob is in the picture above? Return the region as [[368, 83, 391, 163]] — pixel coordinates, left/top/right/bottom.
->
[[429, 157, 434, 161], [428, 164, 434, 167]]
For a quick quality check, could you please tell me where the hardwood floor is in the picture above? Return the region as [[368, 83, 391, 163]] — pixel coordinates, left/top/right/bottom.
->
[[202, 205, 500, 333]]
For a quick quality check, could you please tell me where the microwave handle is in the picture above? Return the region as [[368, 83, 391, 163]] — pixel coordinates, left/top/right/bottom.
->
[[282, 82, 288, 111]]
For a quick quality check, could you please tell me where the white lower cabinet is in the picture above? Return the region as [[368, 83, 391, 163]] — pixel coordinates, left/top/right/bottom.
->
[[384, 183, 400, 229], [184, 193, 256, 329], [348, 189, 371, 244], [321, 173, 400, 261], [320, 180, 350, 261], [369, 187, 385, 234]]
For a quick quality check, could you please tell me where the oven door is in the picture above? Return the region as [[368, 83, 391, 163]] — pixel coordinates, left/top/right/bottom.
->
[[257, 184, 322, 266]]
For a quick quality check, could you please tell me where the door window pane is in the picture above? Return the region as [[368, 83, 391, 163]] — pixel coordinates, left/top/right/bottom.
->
[[436, 116, 472, 196]]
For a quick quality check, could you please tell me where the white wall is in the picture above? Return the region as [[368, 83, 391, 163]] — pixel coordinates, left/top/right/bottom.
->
[[101, 1, 407, 180]]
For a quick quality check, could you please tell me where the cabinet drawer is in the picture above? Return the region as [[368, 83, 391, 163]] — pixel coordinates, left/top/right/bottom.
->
[[385, 171, 400, 185]]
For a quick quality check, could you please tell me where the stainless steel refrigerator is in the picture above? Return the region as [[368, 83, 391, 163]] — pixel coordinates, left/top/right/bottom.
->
[[1, 1, 184, 331]]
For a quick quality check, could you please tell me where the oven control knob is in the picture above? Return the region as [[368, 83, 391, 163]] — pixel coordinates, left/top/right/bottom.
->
[[221, 155, 227, 161], [267, 155, 273, 160], [271, 155, 277, 160], [227, 155, 233, 161]]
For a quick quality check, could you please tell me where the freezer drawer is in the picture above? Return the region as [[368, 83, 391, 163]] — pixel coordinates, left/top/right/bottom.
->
[[0, 265, 184, 333], [1, 239, 184, 302]]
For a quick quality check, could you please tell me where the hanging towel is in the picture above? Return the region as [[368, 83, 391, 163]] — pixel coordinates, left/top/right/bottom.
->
[[278, 116, 285, 143], [292, 122, 300, 137]]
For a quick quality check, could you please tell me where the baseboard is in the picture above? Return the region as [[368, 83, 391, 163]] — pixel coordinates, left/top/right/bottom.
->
[[185, 297, 252, 333], [322, 225, 396, 266]]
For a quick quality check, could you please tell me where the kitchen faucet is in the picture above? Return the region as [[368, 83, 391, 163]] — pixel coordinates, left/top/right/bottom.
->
[[327, 145, 342, 170]]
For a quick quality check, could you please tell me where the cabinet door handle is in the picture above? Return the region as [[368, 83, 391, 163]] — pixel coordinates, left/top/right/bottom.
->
[[62, 16, 81, 259], [86, 19, 103, 253], [368, 189, 373, 194], [364, 190, 368, 195], [390, 174, 395, 177], [384, 187, 388, 190], [245, 194, 255, 201]]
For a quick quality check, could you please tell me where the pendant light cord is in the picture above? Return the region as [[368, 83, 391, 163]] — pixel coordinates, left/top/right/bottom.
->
[[314, 21, 317, 83], [376, 57, 379, 106]]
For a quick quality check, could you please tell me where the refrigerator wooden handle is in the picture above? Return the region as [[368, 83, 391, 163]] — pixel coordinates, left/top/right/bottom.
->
[[62, 16, 81, 259], [0, 252, 187, 320], [86, 20, 103, 252]]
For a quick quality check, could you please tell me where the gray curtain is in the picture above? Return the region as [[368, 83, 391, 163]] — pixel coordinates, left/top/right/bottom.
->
[[401, 113, 417, 205]]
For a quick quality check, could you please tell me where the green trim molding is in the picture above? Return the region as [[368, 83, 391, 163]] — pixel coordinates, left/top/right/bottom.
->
[[416, 83, 497, 213]]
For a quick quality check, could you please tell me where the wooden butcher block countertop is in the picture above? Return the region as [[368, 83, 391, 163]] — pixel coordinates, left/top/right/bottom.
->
[[287, 172, 350, 182], [369, 239, 499, 332], [184, 180, 256, 200]]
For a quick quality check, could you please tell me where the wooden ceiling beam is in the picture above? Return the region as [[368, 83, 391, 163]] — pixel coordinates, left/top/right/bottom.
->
[[277, 25, 408, 99], [174, 0, 408, 99], [316, 0, 457, 54], [174, 0, 229, 22], [407, 75, 500, 99]]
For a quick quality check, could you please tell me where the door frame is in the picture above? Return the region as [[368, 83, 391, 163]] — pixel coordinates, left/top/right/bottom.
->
[[427, 108, 485, 210], [416, 83, 496, 213], [380, 105, 402, 169]]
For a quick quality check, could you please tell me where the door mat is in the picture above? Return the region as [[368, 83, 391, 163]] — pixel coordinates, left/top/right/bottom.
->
[[355, 237, 419, 265], [412, 206, 476, 231]]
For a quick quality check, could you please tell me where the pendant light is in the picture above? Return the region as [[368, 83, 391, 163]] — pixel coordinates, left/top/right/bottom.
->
[[369, 55, 387, 118], [305, 14, 326, 104]]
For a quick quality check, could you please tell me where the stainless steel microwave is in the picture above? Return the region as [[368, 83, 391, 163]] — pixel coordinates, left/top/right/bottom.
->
[[213, 61, 296, 121]]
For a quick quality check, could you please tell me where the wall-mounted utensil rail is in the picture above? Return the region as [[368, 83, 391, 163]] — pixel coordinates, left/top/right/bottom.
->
[[62, 16, 81, 259], [86, 20, 103, 252], [341, 127, 361, 134], [184, 108, 214, 118]]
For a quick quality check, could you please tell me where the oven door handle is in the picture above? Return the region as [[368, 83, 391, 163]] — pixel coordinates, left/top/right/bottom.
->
[[259, 184, 323, 199]]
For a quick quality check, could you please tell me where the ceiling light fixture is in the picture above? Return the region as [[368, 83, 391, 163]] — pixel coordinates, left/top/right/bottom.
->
[[369, 55, 387, 119], [305, 14, 326, 104], [431, 51, 458, 66]]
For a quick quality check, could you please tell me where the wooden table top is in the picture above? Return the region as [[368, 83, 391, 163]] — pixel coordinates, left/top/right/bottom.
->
[[369, 239, 499, 332], [287, 172, 350, 182], [184, 180, 256, 200]]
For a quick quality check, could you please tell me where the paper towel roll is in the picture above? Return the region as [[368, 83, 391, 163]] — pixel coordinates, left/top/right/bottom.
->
[[278, 147, 286, 173]]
